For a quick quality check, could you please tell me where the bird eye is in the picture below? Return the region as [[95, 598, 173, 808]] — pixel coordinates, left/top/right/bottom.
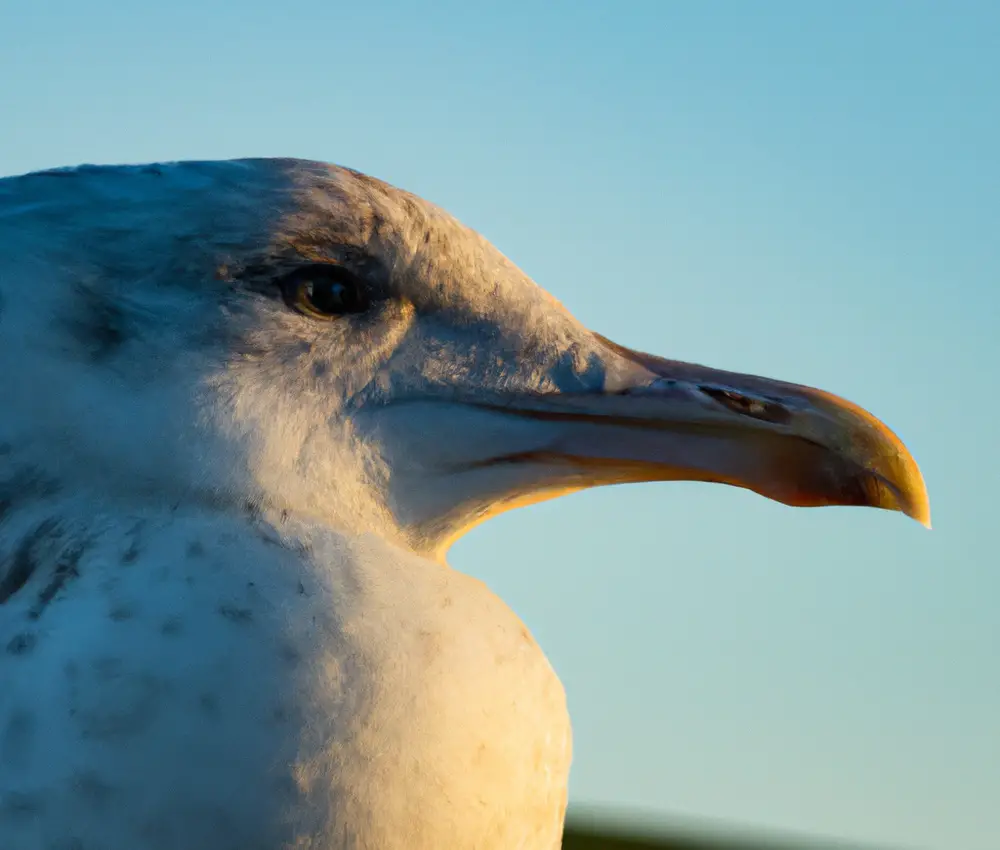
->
[[280, 265, 370, 320]]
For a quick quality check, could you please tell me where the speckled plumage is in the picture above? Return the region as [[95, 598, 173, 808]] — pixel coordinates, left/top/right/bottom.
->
[[0, 158, 927, 849], [0, 498, 569, 849]]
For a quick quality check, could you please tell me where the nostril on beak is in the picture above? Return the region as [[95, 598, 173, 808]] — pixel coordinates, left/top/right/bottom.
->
[[698, 386, 792, 425]]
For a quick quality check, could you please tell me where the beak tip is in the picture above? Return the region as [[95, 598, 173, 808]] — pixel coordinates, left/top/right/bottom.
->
[[898, 463, 931, 530]]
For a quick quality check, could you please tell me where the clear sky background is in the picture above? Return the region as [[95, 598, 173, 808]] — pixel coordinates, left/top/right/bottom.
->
[[2, 2, 997, 848]]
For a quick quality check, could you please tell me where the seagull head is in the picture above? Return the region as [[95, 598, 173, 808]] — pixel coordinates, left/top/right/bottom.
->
[[0, 159, 929, 557]]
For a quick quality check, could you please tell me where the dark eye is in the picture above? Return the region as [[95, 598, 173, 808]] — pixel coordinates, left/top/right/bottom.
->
[[280, 265, 370, 320]]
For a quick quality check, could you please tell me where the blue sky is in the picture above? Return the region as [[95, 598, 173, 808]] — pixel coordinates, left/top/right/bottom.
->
[[3, 2, 998, 848]]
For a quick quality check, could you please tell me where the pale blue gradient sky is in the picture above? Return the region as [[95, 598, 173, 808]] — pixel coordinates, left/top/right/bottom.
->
[[3, 3, 997, 848]]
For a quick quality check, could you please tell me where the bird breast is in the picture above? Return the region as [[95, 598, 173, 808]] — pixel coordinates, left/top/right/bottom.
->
[[0, 507, 571, 849]]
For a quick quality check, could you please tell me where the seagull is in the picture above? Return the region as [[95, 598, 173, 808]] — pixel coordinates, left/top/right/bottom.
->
[[0, 158, 929, 850]]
